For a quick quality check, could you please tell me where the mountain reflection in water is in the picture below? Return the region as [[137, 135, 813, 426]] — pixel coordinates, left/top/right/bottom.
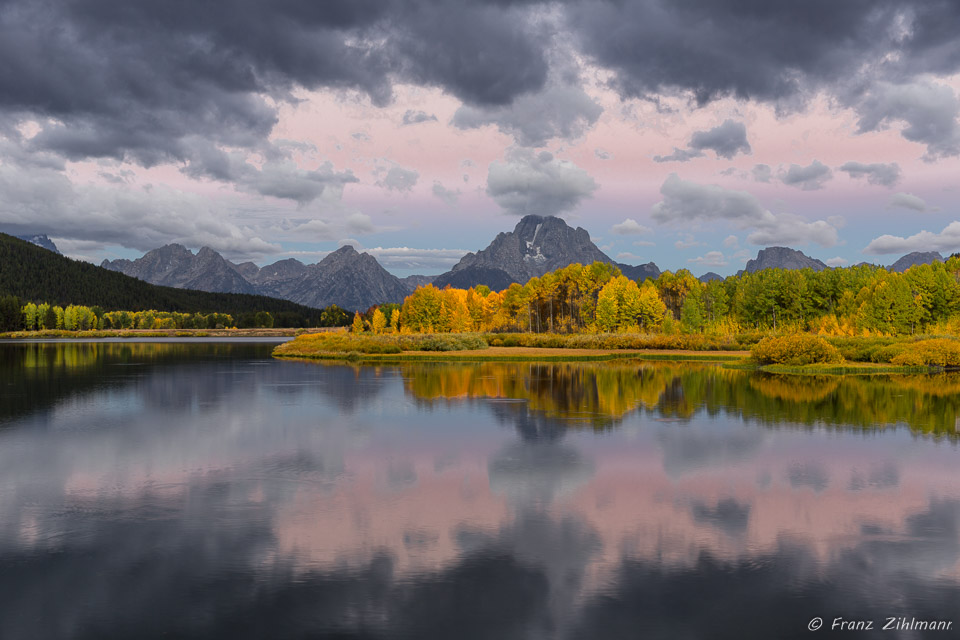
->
[[0, 342, 958, 639]]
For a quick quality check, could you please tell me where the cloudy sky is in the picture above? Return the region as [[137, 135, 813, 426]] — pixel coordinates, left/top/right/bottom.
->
[[2, 0, 960, 276]]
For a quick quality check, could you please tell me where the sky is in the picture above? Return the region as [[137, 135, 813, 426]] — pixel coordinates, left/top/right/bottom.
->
[[2, 1, 960, 277]]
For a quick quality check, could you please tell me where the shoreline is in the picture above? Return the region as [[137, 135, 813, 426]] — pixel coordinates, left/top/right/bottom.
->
[[274, 349, 940, 373], [0, 328, 339, 339], [275, 345, 749, 363], [2, 330, 944, 374]]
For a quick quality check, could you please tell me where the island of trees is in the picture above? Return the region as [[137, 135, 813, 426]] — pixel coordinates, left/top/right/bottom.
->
[[349, 258, 960, 337], [268, 257, 960, 368]]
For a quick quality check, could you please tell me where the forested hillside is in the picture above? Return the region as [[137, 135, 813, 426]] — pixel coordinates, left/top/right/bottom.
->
[[0, 233, 322, 322]]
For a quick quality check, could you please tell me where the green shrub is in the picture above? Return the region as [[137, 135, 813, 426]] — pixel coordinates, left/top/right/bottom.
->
[[752, 334, 844, 366]]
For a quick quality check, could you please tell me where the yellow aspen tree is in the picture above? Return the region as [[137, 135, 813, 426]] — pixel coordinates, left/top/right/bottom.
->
[[372, 309, 386, 334]]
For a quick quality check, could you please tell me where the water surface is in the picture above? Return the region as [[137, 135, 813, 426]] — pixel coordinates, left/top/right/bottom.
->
[[1, 341, 959, 639]]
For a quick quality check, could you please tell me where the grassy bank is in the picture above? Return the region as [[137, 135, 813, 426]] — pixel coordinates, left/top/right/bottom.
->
[[273, 331, 960, 372], [273, 331, 752, 363], [275, 346, 747, 363]]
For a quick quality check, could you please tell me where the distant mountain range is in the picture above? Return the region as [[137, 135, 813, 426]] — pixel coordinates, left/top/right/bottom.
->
[[102, 244, 411, 312], [102, 244, 257, 294], [18, 218, 947, 311], [0, 233, 325, 321], [100, 215, 664, 310]]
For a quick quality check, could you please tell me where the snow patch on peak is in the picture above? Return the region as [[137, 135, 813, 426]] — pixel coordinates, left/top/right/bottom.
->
[[524, 222, 545, 260]]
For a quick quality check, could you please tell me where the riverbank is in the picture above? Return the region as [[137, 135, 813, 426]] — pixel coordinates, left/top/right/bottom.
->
[[273, 331, 958, 373], [0, 328, 339, 339], [275, 345, 749, 363]]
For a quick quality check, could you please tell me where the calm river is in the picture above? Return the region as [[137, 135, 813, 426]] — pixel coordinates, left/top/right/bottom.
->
[[1, 340, 959, 639]]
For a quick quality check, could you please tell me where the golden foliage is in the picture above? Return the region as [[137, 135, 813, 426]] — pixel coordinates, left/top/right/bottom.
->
[[752, 334, 844, 365]]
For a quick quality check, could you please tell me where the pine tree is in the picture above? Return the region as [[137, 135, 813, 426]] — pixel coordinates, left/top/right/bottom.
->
[[43, 305, 58, 330], [0, 296, 21, 331]]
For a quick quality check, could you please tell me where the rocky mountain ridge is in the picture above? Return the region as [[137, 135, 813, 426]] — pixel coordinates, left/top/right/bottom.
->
[[434, 215, 661, 289], [102, 244, 257, 295], [95, 219, 946, 310], [743, 247, 828, 274], [103, 244, 410, 311], [889, 251, 943, 273]]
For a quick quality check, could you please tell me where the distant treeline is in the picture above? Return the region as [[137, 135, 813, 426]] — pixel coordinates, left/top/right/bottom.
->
[[354, 257, 960, 337], [0, 232, 333, 324], [0, 299, 354, 332], [0, 233, 356, 330]]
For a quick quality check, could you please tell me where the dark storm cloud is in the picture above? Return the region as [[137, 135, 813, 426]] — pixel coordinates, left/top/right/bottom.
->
[[565, 1, 960, 106], [390, 1, 549, 107], [0, 0, 391, 163], [566, 1, 960, 156], [4, 0, 960, 176], [0, 0, 550, 166], [566, 0, 898, 106]]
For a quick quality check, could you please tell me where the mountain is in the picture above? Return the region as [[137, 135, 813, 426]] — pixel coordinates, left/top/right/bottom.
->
[[438, 215, 613, 285], [433, 266, 516, 291], [743, 247, 828, 273], [279, 246, 410, 311], [399, 274, 435, 293], [94, 215, 664, 309], [889, 251, 943, 273], [0, 232, 323, 321], [617, 262, 661, 282], [434, 215, 658, 289], [102, 244, 257, 294], [237, 248, 409, 311], [699, 272, 723, 283], [231, 261, 262, 281], [16, 234, 61, 255], [102, 243, 417, 311], [243, 258, 309, 299]]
